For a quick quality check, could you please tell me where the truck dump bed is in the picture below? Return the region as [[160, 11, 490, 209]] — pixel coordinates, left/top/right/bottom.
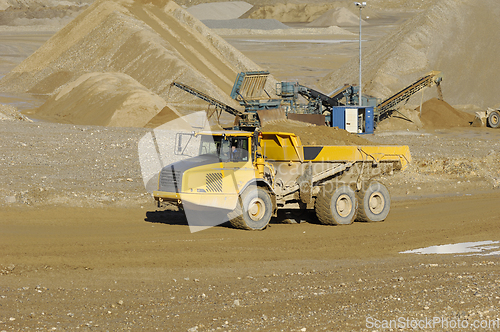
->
[[260, 132, 411, 170]]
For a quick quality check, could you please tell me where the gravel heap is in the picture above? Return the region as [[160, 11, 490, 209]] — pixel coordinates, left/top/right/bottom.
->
[[0, 0, 88, 26], [320, 0, 500, 109], [36, 72, 168, 127], [186, 1, 253, 21], [246, 2, 379, 23], [376, 99, 475, 131], [213, 25, 354, 36], [0, 103, 31, 122], [262, 120, 373, 146], [418, 98, 475, 129], [203, 18, 289, 30], [1, 120, 500, 206], [307, 7, 367, 27], [0, 0, 272, 127]]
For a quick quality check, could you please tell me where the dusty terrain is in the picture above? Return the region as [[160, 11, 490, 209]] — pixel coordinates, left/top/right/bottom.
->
[[1, 120, 500, 331], [1, 0, 500, 331], [1, 198, 499, 331]]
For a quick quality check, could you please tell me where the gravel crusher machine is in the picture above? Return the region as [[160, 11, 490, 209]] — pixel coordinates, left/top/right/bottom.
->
[[170, 70, 443, 133], [171, 71, 376, 132]]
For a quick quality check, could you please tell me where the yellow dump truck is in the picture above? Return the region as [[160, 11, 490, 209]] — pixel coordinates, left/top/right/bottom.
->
[[153, 131, 411, 230]]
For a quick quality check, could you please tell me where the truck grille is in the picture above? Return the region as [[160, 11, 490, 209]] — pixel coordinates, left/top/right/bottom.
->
[[159, 167, 183, 193], [206, 172, 223, 192]]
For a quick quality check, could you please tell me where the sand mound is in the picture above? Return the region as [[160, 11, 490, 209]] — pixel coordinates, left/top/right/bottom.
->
[[0, 103, 32, 121], [376, 99, 475, 131], [186, 1, 253, 21], [36, 72, 169, 127], [361, 0, 437, 12], [262, 120, 372, 146], [246, 2, 378, 23], [0, 0, 87, 26], [203, 18, 289, 30], [418, 98, 474, 129], [213, 25, 353, 36], [320, 0, 500, 109], [0, 0, 274, 127], [375, 107, 423, 132], [307, 7, 367, 27]]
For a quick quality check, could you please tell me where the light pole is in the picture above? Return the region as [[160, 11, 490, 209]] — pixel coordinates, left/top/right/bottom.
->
[[355, 2, 366, 107]]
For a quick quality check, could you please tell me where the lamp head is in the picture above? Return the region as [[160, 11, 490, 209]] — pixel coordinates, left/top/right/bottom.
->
[[355, 2, 367, 8]]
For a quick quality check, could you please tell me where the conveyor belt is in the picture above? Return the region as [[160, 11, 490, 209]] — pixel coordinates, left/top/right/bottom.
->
[[328, 84, 354, 105], [377, 71, 442, 117], [297, 85, 341, 109], [171, 82, 243, 117]]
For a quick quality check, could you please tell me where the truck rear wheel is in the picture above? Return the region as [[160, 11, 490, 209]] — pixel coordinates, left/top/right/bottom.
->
[[356, 181, 390, 222], [315, 184, 358, 225], [488, 110, 500, 128], [228, 187, 272, 230]]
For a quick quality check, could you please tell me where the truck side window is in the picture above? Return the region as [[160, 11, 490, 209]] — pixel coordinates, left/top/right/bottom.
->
[[231, 138, 248, 162], [219, 139, 231, 162]]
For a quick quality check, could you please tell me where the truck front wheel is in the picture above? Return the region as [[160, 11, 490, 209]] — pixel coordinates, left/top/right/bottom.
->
[[488, 110, 500, 128], [228, 187, 273, 230], [315, 184, 358, 225], [356, 181, 391, 222]]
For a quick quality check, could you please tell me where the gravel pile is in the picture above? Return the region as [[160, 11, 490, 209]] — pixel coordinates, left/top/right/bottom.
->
[[186, 1, 253, 21], [0, 121, 151, 208], [213, 25, 354, 36], [320, 0, 500, 109], [203, 18, 289, 30], [246, 2, 379, 23], [0, 0, 87, 26], [0, 0, 270, 127], [307, 7, 367, 27], [0, 103, 32, 122], [418, 98, 475, 129], [1, 121, 500, 208]]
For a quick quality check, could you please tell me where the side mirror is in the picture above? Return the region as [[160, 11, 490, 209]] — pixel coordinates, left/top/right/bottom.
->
[[175, 132, 194, 155]]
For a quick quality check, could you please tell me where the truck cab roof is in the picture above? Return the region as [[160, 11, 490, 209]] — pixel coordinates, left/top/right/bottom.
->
[[196, 130, 298, 138]]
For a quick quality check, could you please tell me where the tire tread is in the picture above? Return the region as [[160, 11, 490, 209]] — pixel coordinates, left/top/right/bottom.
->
[[356, 181, 390, 222], [227, 187, 271, 230], [315, 185, 336, 225], [315, 184, 357, 225]]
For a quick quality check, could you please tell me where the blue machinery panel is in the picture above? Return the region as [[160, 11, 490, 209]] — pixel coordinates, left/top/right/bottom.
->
[[329, 106, 374, 135]]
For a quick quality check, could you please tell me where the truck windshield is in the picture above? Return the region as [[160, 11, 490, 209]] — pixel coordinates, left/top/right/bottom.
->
[[199, 135, 249, 162]]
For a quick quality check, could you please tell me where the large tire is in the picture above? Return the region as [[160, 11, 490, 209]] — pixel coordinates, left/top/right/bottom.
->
[[488, 110, 500, 128], [315, 184, 358, 225], [228, 187, 273, 230], [356, 181, 391, 222]]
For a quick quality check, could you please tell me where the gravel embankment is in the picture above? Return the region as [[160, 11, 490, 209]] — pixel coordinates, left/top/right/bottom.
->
[[0, 121, 150, 207], [1, 121, 499, 207]]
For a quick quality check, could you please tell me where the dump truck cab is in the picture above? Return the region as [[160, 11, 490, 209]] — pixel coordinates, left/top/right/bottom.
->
[[153, 131, 274, 216], [153, 130, 411, 230]]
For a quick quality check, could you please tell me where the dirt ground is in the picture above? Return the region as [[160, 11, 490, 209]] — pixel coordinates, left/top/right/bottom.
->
[[1, 196, 500, 331], [1, 120, 500, 331], [1, 1, 500, 331]]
